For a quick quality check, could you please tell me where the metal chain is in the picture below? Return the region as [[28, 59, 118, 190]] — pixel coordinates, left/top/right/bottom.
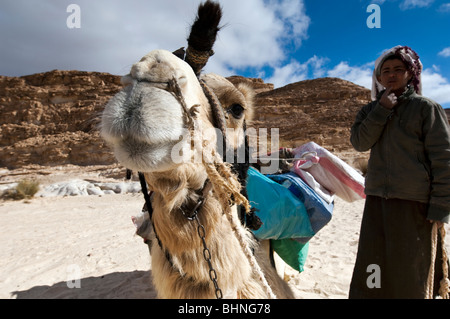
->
[[180, 181, 222, 299], [193, 214, 223, 299]]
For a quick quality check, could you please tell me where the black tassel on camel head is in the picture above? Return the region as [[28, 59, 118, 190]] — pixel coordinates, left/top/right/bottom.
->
[[173, 0, 222, 76]]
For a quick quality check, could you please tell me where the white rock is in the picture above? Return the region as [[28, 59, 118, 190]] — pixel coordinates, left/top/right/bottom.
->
[[36, 179, 141, 197]]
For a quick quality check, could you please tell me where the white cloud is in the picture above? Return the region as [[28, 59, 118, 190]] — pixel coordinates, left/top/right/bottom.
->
[[205, 0, 310, 76], [0, 0, 200, 76], [0, 0, 311, 78], [422, 68, 450, 104], [266, 60, 308, 88], [438, 47, 450, 57], [438, 3, 450, 12], [326, 62, 374, 89], [266, 0, 310, 47], [400, 0, 435, 10], [266, 55, 328, 88]]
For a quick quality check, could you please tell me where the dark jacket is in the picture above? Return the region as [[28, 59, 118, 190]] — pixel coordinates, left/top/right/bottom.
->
[[351, 86, 450, 223]]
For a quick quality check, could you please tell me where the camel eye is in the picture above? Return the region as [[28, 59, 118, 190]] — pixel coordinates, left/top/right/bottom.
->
[[228, 104, 245, 119]]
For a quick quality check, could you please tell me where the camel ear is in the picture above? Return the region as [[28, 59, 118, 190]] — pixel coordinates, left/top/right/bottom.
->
[[235, 83, 254, 122]]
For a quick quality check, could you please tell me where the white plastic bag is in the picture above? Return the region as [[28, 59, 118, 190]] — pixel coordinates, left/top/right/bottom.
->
[[292, 142, 365, 202]]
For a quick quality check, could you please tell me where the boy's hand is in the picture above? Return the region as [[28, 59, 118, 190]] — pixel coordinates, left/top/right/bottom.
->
[[379, 87, 398, 110]]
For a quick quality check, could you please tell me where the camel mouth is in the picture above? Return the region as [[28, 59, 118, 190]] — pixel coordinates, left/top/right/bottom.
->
[[101, 81, 193, 171], [113, 136, 187, 172], [101, 84, 185, 144]]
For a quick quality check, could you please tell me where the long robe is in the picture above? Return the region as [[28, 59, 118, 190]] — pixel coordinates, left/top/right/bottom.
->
[[349, 195, 448, 299]]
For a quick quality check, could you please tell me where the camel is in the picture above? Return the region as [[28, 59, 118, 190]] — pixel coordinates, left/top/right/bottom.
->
[[101, 0, 294, 299]]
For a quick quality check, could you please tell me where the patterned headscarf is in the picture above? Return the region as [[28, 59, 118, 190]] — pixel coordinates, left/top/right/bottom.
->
[[371, 45, 423, 101]]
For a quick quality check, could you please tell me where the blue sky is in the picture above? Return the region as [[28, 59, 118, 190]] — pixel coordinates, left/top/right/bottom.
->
[[0, 0, 449, 107]]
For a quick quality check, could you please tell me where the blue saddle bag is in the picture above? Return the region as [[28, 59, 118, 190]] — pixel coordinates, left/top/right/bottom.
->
[[266, 172, 334, 243], [246, 168, 334, 272], [246, 167, 314, 241]]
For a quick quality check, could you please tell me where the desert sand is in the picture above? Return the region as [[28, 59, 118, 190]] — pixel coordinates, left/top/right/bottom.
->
[[1, 167, 449, 299]]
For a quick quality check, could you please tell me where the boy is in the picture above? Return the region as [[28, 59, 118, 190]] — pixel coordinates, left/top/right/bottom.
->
[[349, 46, 450, 298]]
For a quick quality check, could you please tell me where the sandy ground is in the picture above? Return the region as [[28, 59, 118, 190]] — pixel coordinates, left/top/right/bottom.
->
[[0, 168, 449, 299]]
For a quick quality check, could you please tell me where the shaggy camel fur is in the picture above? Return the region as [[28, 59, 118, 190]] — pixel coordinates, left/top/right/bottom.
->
[[101, 1, 294, 299]]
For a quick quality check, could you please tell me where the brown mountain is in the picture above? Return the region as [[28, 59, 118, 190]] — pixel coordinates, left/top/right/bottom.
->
[[1, 70, 373, 169], [251, 77, 371, 152], [0, 70, 122, 168]]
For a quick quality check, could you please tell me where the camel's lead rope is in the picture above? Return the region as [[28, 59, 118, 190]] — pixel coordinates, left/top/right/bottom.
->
[[202, 156, 277, 299], [426, 222, 449, 299], [223, 205, 277, 299]]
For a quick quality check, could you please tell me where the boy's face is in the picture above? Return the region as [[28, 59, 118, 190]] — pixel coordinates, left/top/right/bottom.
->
[[377, 58, 412, 93]]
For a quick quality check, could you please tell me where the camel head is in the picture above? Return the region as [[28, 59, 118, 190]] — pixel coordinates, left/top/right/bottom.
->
[[101, 49, 254, 173], [101, 1, 253, 178]]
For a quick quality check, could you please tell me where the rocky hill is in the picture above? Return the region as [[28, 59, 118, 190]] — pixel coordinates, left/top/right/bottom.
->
[[0, 70, 122, 168], [251, 77, 371, 151], [1, 70, 372, 169]]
